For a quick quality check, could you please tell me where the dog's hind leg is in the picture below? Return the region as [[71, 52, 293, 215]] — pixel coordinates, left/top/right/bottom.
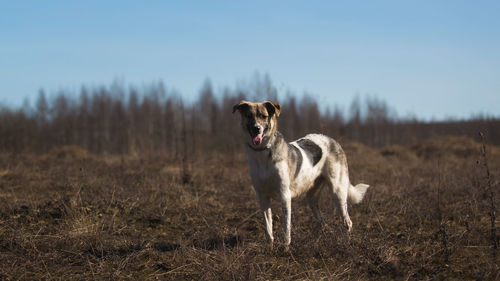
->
[[325, 163, 353, 232], [307, 176, 325, 225]]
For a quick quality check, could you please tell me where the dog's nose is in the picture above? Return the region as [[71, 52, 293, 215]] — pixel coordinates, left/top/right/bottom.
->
[[250, 125, 261, 135]]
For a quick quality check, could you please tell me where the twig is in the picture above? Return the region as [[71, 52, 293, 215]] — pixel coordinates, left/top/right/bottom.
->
[[87, 257, 96, 281], [164, 264, 192, 275], [479, 132, 498, 256], [436, 155, 450, 263], [236, 210, 260, 231], [368, 207, 384, 233]]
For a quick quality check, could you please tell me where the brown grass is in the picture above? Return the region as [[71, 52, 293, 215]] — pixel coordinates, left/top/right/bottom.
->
[[0, 137, 499, 280]]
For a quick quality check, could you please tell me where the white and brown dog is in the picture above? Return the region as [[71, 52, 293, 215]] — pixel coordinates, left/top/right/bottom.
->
[[233, 100, 369, 249]]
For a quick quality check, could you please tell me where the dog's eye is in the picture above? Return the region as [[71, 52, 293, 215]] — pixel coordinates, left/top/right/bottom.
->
[[258, 113, 267, 119]]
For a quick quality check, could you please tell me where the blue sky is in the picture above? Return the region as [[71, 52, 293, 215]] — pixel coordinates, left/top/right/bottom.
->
[[1, 0, 499, 119]]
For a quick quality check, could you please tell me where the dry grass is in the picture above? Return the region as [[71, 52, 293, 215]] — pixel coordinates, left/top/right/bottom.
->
[[0, 137, 499, 280]]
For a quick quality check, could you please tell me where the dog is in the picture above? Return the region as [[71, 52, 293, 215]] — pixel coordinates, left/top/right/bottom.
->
[[233, 100, 369, 249]]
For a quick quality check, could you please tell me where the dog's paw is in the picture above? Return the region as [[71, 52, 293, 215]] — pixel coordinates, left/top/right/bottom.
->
[[283, 244, 290, 253], [268, 241, 274, 251], [343, 218, 353, 232]]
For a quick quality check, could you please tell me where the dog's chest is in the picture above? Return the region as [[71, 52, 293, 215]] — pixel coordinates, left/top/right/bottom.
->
[[247, 153, 286, 192]]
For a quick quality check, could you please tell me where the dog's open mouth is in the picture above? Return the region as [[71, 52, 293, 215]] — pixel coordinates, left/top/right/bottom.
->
[[250, 128, 267, 146], [252, 133, 263, 146]]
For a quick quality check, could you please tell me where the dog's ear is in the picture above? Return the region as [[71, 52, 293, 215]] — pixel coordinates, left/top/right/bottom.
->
[[264, 101, 281, 117], [232, 100, 250, 114]]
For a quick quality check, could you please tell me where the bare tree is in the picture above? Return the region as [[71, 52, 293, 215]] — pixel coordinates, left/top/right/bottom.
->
[[1, 78, 500, 155]]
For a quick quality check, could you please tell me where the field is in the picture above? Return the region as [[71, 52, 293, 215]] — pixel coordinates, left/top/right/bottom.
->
[[0, 136, 499, 280]]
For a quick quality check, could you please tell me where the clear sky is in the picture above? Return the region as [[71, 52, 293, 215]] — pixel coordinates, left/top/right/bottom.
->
[[1, 0, 499, 119]]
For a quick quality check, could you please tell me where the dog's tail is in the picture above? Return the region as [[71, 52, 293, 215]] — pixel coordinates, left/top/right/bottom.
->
[[348, 183, 369, 204]]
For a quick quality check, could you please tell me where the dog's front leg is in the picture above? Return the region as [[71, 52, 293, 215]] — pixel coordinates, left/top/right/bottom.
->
[[257, 192, 274, 247], [280, 186, 292, 250]]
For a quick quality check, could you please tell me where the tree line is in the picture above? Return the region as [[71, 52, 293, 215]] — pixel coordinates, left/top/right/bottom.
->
[[1, 76, 499, 156]]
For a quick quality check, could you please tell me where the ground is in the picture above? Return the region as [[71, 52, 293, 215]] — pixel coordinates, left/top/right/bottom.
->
[[0, 136, 499, 280]]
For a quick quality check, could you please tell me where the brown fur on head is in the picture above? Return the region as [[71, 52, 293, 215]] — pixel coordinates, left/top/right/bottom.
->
[[233, 100, 281, 147]]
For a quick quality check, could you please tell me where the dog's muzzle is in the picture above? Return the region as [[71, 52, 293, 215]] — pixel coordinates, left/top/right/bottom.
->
[[249, 125, 265, 146]]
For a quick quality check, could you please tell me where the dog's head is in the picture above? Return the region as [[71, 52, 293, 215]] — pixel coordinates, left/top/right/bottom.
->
[[232, 100, 281, 147]]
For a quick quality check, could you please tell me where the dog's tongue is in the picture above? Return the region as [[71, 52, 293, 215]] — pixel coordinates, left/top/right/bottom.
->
[[252, 133, 264, 146]]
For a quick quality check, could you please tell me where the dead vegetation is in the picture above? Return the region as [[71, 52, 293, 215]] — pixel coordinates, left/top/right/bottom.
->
[[0, 137, 499, 280]]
